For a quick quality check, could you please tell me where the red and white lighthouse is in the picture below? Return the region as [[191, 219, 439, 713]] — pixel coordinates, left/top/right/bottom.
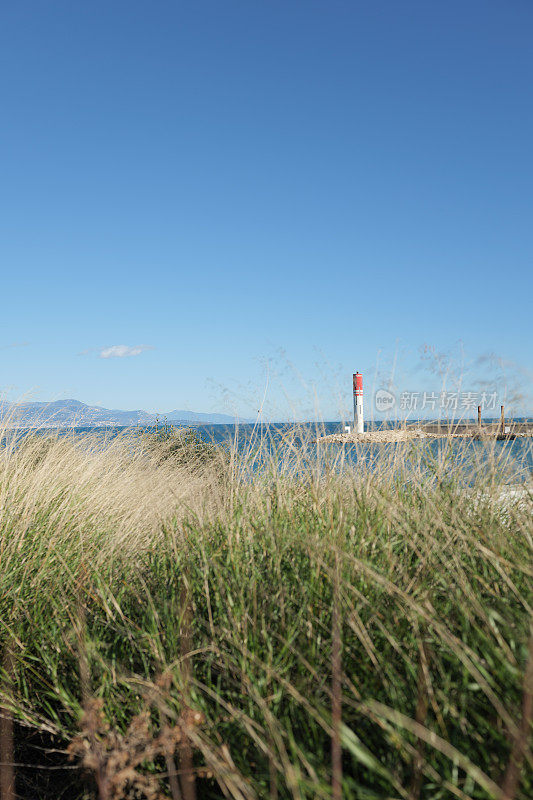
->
[[353, 372, 364, 434]]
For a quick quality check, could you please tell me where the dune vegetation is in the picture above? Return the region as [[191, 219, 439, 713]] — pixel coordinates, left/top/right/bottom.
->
[[0, 424, 531, 799]]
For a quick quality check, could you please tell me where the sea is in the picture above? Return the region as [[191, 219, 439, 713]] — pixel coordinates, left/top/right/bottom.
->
[[4, 420, 532, 482]]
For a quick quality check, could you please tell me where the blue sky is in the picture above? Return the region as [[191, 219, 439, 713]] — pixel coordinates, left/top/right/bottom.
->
[[1, 1, 532, 419]]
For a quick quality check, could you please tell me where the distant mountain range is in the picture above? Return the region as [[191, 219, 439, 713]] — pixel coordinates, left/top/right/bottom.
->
[[0, 399, 246, 428]]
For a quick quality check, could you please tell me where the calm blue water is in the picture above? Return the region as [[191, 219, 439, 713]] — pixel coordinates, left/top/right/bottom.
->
[[5, 421, 532, 481]]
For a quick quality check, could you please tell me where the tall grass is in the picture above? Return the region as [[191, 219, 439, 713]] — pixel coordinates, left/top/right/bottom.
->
[[0, 423, 531, 799]]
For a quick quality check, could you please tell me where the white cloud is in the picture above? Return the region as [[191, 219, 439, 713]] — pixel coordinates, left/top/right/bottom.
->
[[99, 344, 154, 359]]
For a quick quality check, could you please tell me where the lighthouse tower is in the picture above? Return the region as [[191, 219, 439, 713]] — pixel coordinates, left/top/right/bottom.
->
[[353, 372, 364, 434]]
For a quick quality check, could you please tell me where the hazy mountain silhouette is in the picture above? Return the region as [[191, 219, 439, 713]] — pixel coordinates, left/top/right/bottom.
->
[[0, 399, 245, 428]]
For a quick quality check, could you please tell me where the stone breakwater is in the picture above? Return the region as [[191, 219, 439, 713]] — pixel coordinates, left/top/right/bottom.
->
[[318, 427, 533, 444]]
